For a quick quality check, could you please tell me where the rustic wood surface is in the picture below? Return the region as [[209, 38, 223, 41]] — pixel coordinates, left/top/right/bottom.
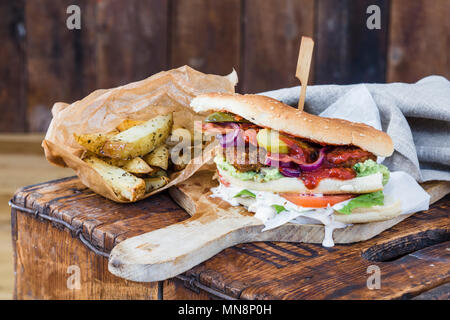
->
[[387, 0, 449, 83], [0, 134, 72, 299], [170, 0, 241, 83], [108, 171, 450, 283], [96, 0, 169, 89], [171, 196, 449, 299], [11, 172, 450, 299], [0, 0, 27, 133], [1, 0, 448, 132], [25, 0, 96, 132], [241, 0, 315, 93], [12, 210, 157, 300], [315, 0, 390, 84], [11, 176, 188, 299]]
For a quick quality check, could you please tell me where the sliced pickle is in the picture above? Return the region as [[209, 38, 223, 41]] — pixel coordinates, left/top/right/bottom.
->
[[256, 128, 289, 154], [204, 112, 250, 123]]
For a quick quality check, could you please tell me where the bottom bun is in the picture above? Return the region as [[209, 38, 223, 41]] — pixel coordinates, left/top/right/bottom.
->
[[333, 198, 402, 224], [218, 168, 383, 194]]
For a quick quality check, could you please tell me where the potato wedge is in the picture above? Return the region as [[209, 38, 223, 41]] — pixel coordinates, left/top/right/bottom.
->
[[102, 157, 153, 174], [143, 145, 169, 170], [166, 127, 193, 147], [102, 113, 173, 159], [147, 167, 168, 178], [144, 176, 170, 193], [172, 162, 187, 172], [116, 119, 146, 132], [84, 155, 146, 201], [74, 130, 119, 155], [170, 145, 193, 171]]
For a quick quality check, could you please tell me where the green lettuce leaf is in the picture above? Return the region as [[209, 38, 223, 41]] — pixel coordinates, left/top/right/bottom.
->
[[271, 204, 286, 214], [214, 155, 283, 182], [337, 191, 384, 214], [234, 189, 256, 198], [353, 159, 390, 185]]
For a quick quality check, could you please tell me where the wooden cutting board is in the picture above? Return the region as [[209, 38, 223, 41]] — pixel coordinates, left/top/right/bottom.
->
[[108, 171, 450, 282]]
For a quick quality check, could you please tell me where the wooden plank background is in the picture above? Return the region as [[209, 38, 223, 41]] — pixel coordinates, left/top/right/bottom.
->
[[0, 0, 448, 132]]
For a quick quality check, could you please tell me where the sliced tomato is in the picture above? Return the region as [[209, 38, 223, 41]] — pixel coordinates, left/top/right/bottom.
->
[[279, 193, 354, 208], [218, 174, 231, 187], [243, 129, 258, 146]]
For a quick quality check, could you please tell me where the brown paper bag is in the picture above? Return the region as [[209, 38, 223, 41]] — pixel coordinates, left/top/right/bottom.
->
[[42, 66, 237, 203]]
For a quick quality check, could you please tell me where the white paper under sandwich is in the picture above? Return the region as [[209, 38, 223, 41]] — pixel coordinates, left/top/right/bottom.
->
[[210, 171, 430, 247]]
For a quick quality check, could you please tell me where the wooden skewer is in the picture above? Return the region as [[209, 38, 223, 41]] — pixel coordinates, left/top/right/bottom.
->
[[295, 36, 314, 111]]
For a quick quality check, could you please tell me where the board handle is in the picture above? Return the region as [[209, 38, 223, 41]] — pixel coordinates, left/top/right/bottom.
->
[[108, 211, 261, 282]]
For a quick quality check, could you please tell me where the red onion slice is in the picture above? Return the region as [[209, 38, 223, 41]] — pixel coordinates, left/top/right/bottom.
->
[[266, 147, 326, 175], [298, 148, 326, 171], [279, 166, 301, 177], [217, 123, 245, 148]]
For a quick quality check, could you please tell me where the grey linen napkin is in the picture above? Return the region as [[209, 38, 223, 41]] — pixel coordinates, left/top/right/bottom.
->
[[259, 75, 450, 182]]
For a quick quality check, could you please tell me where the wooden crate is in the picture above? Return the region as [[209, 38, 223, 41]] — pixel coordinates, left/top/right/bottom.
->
[[0, 134, 73, 299], [11, 177, 450, 300]]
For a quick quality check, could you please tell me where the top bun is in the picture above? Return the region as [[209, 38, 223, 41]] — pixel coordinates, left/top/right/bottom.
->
[[190, 93, 394, 157]]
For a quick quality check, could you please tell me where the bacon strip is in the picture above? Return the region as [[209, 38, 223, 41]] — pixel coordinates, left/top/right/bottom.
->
[[201, 122, 231, 134], [266, 152, 308, 165], [243, 129, 258, 146]]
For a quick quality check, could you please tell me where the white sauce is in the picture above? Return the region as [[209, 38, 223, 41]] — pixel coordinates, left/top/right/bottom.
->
[[210, 183, 348, 247], [210, 183, 241, 206]]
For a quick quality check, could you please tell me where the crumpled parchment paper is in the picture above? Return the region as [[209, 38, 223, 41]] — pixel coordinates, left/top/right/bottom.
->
[[42, 65, 237, 202]]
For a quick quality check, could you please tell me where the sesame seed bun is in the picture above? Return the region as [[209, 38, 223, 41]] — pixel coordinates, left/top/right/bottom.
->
[[190, 93, 394, 157]]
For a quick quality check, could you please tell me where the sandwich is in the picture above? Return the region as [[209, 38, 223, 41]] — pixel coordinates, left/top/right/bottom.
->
[[191, 93, 401, 229]]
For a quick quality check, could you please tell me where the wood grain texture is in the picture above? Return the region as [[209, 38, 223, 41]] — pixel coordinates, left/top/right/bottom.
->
[[96, 0, 169, 89], [0, 134, 73, 299], [11, 176, 189, 299], [175, 199, 449, 300], [315, 0, 389, 84], [25, 0, 97, 132], [12, 210, 157, 300], [387, 0, 450, 83], [12, 177, 189, 252], [0, 0, 26, 132], [20, 0, 169, 132], [412, 282, 450, 300], [108, 197, 260, 282], [241, 0, 315, 93], [2, 1, 449, 133], [0, 223, 13, 299], [108, 171, 449, 283], [164, 278, 212, 300], [11, 175, 450, 299], [170, 0, 241, 80]]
